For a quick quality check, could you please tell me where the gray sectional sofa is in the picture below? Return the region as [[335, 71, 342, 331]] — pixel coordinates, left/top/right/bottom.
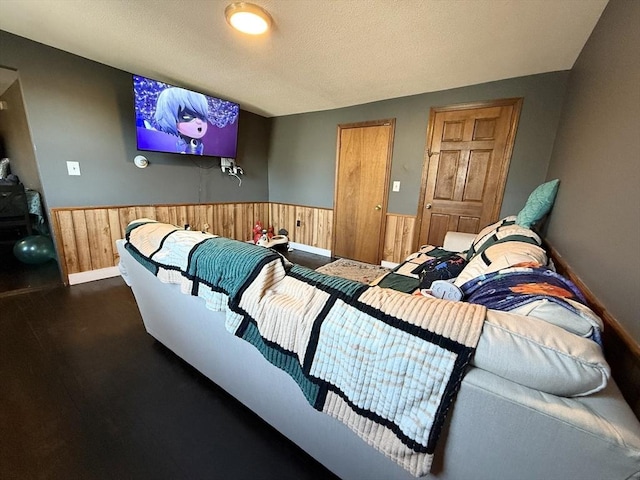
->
[[116, 218, 640, 479]]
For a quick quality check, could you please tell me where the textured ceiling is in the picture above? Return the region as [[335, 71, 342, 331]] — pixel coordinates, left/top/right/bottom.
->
[[0, 0, 608, 117]]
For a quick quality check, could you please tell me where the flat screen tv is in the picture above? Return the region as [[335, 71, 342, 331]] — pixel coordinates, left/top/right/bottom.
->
[[133, 74, 240, 158]]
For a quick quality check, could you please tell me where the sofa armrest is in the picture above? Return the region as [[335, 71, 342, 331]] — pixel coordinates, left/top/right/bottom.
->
[[443, 231, 476, 252]]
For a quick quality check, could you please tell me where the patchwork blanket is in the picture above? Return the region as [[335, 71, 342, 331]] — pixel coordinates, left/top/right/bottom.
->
[[124, 220, 486, 476]]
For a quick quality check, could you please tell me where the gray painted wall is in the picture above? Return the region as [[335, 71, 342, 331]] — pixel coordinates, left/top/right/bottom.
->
[[545, 0, 640, 341], [268, 72, 569, 216], [0, 31, 270, 208]]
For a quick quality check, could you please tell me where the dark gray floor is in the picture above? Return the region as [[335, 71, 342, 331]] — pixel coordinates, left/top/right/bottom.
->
[[1, 249, 338, 480]]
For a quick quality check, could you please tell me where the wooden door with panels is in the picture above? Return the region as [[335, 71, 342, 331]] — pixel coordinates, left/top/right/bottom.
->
[[415, 98, 522, 249], [333, 119, 395, 264]]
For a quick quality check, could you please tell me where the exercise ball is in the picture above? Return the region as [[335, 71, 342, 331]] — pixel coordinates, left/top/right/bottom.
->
[[13, 235, 56, 265]]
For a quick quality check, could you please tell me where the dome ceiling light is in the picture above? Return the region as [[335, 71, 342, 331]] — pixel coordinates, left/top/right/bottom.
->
[[225, 2, 273, 35]]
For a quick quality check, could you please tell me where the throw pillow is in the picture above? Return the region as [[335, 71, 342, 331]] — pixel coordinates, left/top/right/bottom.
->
[[516, 179, 560, 228]]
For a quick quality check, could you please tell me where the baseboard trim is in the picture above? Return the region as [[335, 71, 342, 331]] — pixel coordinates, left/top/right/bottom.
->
[[68, 266, 120, 285], [289, 242, 331, 257]]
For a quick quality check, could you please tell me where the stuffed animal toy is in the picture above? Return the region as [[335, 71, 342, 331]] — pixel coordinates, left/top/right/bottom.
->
[[253, 221, 264, 244]]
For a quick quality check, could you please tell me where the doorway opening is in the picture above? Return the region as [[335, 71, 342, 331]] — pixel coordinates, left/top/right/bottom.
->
[[0, 69, 62, 296]]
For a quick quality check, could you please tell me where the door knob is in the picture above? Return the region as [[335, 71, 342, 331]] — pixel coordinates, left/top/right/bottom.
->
[[375, 204, 382, 210], [425, 203, 432, 209]]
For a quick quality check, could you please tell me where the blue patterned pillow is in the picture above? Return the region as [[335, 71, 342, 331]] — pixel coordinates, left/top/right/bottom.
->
[[516, 179, 560, 228]]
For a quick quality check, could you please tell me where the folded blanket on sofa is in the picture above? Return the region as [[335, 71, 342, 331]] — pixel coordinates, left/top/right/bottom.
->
[[460, 264, 602, 345], [374, 245, 465, 293], [124, 219, 486, 477], [233, 264, 485, 476]]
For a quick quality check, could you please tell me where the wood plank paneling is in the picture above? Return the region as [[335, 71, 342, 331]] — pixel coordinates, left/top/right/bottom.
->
[[108, 208, 122, 264], [313, 208, 333, 250], [53, 210, 76, 281], [135, 206, 156, 220], [51, 202, 336, 277], [86, 209, 113, 270], [269, 203, 296, 241], [382, 214, 415, 263], [70, 210, 91, 272], [268, 203, 333, 250], [296, 206, 313, 246], [119, 207, 139, 233], [51, 203, 391, 277]]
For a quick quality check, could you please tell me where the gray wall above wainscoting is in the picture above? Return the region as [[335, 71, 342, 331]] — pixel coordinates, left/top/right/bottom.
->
[[267, 71, 570, 217], [545, 0, 640, 341], [0, 31, 270, 209]]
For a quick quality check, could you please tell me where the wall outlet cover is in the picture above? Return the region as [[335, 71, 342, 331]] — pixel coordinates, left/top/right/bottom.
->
[[67, 161, 81, 176]]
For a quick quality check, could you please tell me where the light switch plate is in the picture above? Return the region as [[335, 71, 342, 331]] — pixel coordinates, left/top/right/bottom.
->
[[67, 161, 81, 176], [392, 181, 400, 192]]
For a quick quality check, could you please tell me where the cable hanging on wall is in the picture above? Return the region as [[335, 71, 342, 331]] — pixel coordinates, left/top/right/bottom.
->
[[221, 157, 243, 187]]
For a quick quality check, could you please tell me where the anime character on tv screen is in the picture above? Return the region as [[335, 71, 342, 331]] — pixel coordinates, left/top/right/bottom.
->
[[154, 87, 210, 155]]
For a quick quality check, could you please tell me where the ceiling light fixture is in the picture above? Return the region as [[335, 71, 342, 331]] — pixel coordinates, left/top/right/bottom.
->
[[225, 2, 272, 35]]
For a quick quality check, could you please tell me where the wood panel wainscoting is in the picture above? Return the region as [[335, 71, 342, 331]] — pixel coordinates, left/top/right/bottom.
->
[[50, 202, 337, 283], [382, 213, 416, 264], [268, 203, 333, 251], [51, 203, 271, 282], [50, 203, 406, 282]]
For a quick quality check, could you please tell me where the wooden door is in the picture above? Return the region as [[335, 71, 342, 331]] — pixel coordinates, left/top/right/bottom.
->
[[333, 119, 395, 264], [415, 99, 522, 248]]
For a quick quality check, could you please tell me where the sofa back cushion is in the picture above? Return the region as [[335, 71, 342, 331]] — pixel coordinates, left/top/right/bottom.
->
[[474, 309, 610, 397], [509, 298, 603, 339]]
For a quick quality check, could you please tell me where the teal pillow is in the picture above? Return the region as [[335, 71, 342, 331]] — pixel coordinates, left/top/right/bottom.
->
[[516, 179, 560, 228]]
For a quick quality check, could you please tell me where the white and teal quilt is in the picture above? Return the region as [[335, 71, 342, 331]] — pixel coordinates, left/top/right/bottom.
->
[[124, 220, 486, 476]]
